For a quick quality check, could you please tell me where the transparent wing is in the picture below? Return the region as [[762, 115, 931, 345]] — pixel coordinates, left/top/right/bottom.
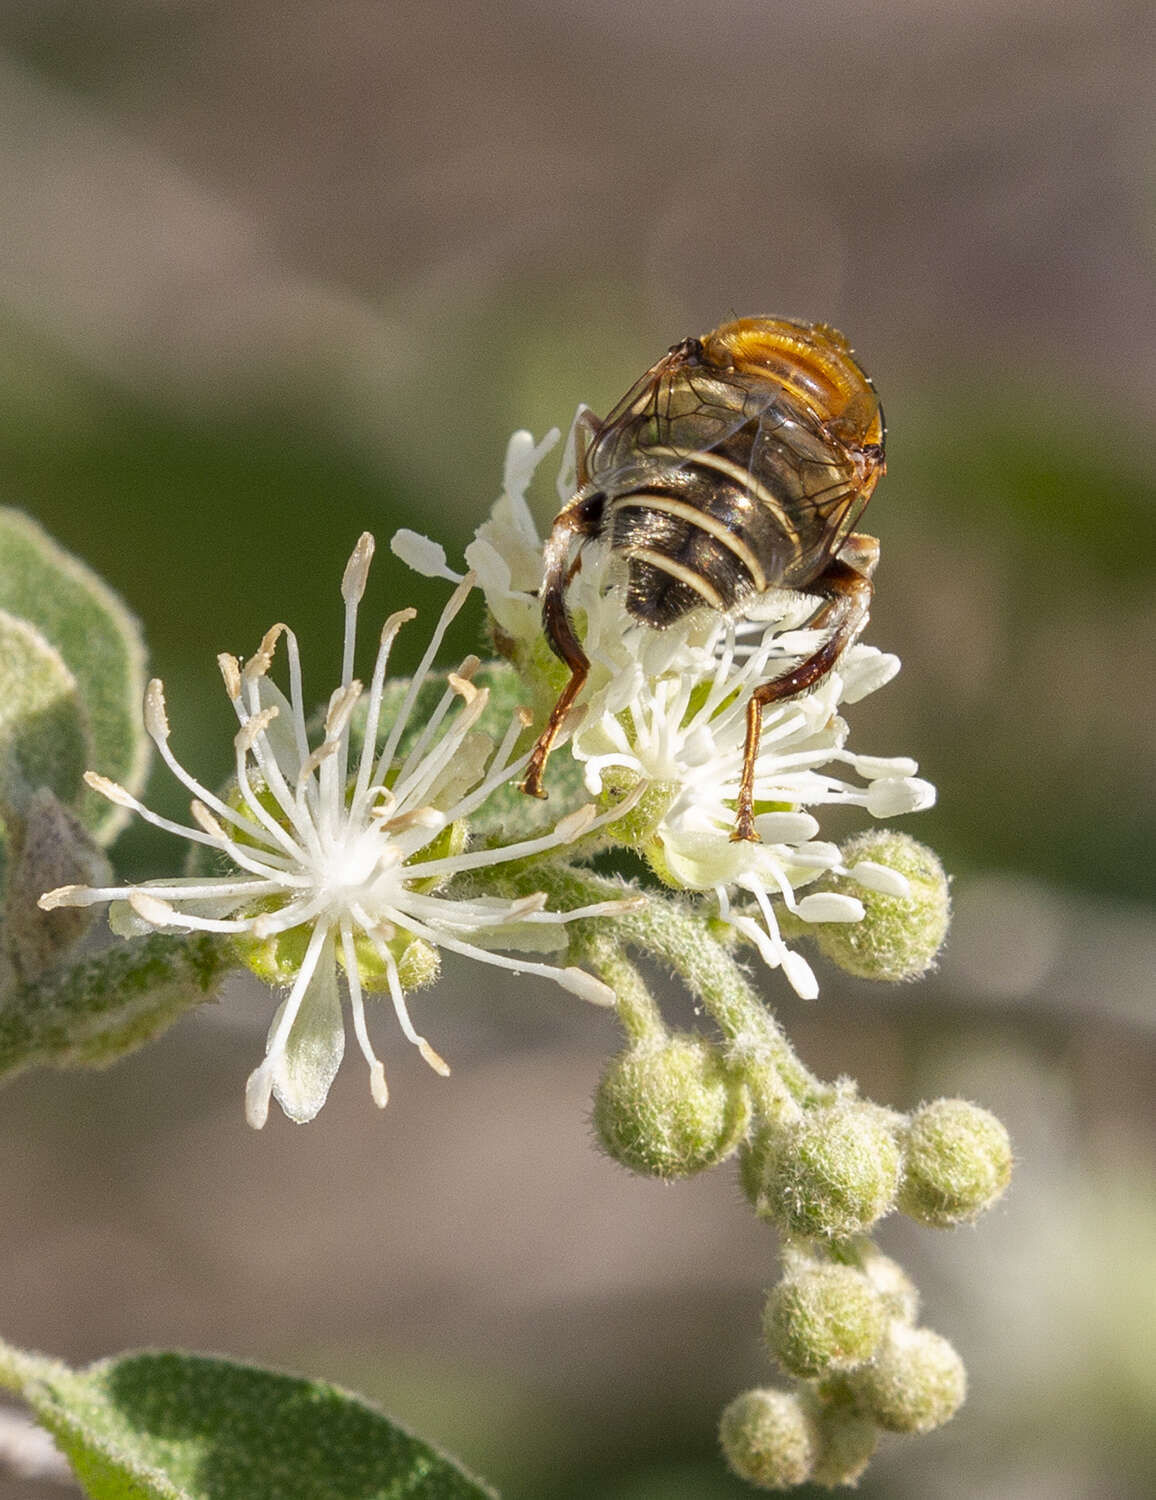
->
[[584, 343, 876, 570]]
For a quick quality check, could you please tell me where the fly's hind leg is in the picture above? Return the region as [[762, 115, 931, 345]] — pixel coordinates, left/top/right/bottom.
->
[[731, 533, 878, 843], [520, 491, 605, 798]]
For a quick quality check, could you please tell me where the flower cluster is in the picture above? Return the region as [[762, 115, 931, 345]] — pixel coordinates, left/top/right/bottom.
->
[[40, 413, 944, 1141], [40, 534, 632, 1127], [396, 417, 936, 999]]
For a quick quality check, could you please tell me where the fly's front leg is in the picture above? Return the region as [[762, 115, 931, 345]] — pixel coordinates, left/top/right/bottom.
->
[[520, 492, 605, 799], [731, 534, 878, 842]]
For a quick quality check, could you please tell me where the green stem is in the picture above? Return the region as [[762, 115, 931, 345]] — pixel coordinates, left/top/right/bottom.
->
[[582, 937, 667, 1044], [473, 862, 834, 1121]]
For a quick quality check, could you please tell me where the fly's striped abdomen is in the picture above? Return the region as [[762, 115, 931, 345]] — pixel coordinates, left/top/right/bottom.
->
[[609, 459, 771, 627]]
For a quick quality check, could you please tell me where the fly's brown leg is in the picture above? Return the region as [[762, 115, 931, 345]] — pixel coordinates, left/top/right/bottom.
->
[[731, 537, 877, 842], [520, 492, 605, 798]]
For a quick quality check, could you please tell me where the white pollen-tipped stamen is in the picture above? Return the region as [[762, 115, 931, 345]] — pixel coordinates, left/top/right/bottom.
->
[[365, 925, 451, 1076], [319, 678, 364, 818], [849, 860, 912, 898], [390, 654, 482, 795], [143, 679, 170, 741], [218, 653, 243, 700], [83, 771, 136, 809], [379, 805, 444, 836], [231, 722, 315, 864], [280, 626, 313, 784], [140, 692, 284, 848], [38, 884, 98, 910], [40, 878, 283, 913], [188, 801, 305, 879], [339, 920, 390, 1107], [404, 800, 608, 881], [341, 532, 375, 609], [350, 608, 418, 819], [372, 571, 477, 782], [402, 889, 549, 930], [242, 623, 286, 684], [85, 771, 274, 855], [390, 528, 466, 583], [381, 904, 614, 1006], [248, 892, 332, 940], [389, 683, 490, 812]]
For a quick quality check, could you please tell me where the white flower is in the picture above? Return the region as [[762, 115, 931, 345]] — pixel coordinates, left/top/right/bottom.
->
[[39, 534, 633, 1128], [401, 422, 936, 1000]]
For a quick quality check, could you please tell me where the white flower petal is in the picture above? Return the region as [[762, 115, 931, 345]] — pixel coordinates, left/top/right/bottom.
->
[[269, 943, 346, 1124]]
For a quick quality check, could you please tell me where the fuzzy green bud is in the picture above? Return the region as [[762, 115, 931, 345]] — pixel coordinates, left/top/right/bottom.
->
[[899, 1098, 1012, 1227], [811, 831, 950, 981], [852, 1325, 966, 1433], [592, 1034, 750, 1180], [810, 1399, 879, 1489], [855, 1241, 920, 1325], [591, 767, 676, 850], [719, 1388, 817, 1490], [764, 1263, 887, 1377], [757, 1100, 902, 1239]]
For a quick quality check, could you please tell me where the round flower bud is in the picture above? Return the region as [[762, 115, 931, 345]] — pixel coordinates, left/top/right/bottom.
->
[[763, 1264, 887, 1377], [811, 831, 950, 981], [899, 1098, 1013, 1228], [592, 1034, 750, 1180], [856, 1242, 920, 1325], [759, 1100, 902, 1239], [810, 1401, 879, 1489], [852, 1325, 967, 1433], [719, 1388, 817, 1490]]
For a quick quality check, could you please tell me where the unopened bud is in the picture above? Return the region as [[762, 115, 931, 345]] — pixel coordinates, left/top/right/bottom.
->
[[810, 1398, 879, 1489], [763, 1263, 886, 1377], [851, 1324, 966, 1433], [592, 1034, 750, 1180], [856, 1241, 920, 1325], [899, 1098, 1012, 1227], [811, 832, 950, 981], [756, 1099, 902, 1239], [719, 1388, 817, 1490]]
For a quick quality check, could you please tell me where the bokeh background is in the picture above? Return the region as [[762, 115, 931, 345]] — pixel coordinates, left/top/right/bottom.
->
[[1, 2, 1154, 1496]]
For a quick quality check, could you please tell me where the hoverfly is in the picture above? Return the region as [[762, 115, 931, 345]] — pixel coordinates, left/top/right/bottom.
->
[[520, 316, 886, 842]]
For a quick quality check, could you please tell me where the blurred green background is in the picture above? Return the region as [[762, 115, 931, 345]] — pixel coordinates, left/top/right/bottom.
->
[[1, 3, 1154, 1497]]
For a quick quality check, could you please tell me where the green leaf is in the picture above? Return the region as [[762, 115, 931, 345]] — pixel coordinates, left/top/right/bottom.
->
[[0, 610, 90, 816], [0, 509, 148, 843], [0, 930, 233, 1080], [2, 1345, 497, 1500]]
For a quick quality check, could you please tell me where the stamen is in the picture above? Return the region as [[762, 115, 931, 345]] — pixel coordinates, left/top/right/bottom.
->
[[218, 653, 242, 701], [339, 921, 390, 1108], [372, 571, 477, 780], [341, 532, 375, 607], [242, 623, 285, 682], [349, 608, 418, 820], [359, 918, 451, 1077]]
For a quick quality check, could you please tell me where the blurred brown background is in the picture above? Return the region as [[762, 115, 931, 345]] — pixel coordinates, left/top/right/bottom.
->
[[1, 2, 1154, 1497]]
